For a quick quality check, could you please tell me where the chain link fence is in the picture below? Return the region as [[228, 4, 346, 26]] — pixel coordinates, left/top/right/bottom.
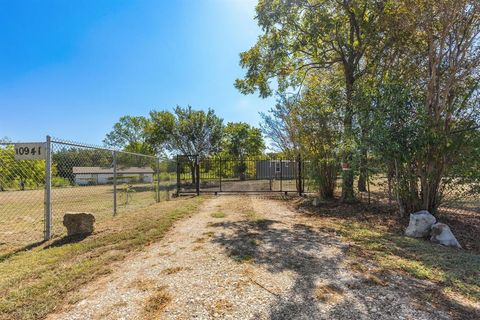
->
[[0, 136, 176, 256]]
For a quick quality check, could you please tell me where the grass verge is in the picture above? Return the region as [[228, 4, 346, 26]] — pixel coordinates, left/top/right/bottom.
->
[[0, 196, 204, 320], [298, 201, 480, 306]]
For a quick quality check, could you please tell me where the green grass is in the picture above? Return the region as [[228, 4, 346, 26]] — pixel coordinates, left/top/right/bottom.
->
[[0, 196, 204, 320], [244, 209, 261, 221], [0, 181, 178, 255], [211, 211, 226, 218]]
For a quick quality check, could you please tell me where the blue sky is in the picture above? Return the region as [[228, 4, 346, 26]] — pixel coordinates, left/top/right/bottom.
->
[[0, 0, 274, 143]]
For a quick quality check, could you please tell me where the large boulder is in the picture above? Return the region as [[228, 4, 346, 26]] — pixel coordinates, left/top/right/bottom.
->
[[63, 212, 95, 236], [405, 210, 436, 238], [430, 223, 462, 248]]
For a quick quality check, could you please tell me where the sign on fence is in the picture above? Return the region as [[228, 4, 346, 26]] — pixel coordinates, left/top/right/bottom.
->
[[14, 143, 46, 160]]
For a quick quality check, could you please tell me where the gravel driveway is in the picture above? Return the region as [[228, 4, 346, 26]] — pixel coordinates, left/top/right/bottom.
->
[[47, 195, 450, 320]]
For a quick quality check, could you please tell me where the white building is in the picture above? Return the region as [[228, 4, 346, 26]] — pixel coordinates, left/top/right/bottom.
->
[[72, 167, 154, 185]]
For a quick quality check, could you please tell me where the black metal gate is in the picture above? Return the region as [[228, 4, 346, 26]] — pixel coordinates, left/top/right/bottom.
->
[[176, 155, 305, 195]]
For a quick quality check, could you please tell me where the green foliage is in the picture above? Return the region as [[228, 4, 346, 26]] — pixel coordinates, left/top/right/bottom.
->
[[104, 115, 153, 155], [236, 0, 388, 200], [221, 122, 264, 158], [148, 106, 223, 158], [238, 0, 480, 212], [0, 146, 46, 191]]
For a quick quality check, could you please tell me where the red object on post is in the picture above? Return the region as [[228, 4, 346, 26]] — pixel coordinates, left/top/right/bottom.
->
[[341, 162, 350, 171]]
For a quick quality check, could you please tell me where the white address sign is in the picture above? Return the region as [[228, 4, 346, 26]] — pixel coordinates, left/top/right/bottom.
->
[[14, 143, 46, 160]]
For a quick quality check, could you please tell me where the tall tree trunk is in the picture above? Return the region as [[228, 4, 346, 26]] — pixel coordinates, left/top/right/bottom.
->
[[357, 147, 368, 192], [189, 163, 196, 185], [420, 155, 445, 214], [341, 70, 355, 202]]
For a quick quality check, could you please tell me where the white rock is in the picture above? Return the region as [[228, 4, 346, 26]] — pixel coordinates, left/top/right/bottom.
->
[[430, 223, 462, 248], [312, 197, 321, 207], [405, 210, 436, 238]]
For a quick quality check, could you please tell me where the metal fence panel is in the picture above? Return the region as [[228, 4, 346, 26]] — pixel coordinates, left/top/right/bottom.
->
[[0, 136, 165, 256], [0, 142, 46, 251], [177, 156, 306, 194]]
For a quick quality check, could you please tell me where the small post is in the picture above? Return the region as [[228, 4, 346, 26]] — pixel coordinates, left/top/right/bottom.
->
[[113, 151, 117, 215], [297, 154, 302, 196], [219, 157, 222, 192], [156, 158, 161, 202], [176, 155, 181, 196], [280, 159, 283, 192], [44, 135, 52, 241], [195, 155, 200, 196]]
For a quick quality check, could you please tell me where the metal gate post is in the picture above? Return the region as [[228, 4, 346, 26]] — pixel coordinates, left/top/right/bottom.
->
[[156, 158, 161, 202], [44, 135, 52, 241], [280, 159, 283, 192], [176, 155, 180, 196], [297, 154, 302, 196], [195, 155, 200, 196], [113, 151, 117, 215], [219, 157, 222, 192]]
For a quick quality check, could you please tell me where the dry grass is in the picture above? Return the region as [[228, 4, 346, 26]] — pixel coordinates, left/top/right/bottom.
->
[[294, 198, 480, 305], [161, 267, 184, 275], [0, 183, 178, 255], [208, 299, 234, 316], [0, 196, 204, 320], [142, 286, 172, 319], [131, 278, 156, 292], [314, 283, 344, 303], [363, 274, 388, 287]]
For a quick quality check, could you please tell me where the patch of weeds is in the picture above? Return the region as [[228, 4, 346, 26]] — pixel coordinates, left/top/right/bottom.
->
[[193, 237, 206, 243], [211, 211, 226, 218], [231, 253, 254, 263], [363, 274, 388, 286], [314, 284, 344, 303], [244, 210, 261, 221], [142, 286, 171, 318], [203, 231, 215, 238], [252, 219, 276, 230], [162, 267, 184, 275], [209, 299, 234, 316], [131, 278, 155, 291], [347, 261, 367, 273], [249, 239, 258, 246], [192, 245, 203, 251]]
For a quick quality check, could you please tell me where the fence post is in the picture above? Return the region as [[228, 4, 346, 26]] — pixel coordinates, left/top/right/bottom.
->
[[113, 151, 117, 215], [279, 159, 283, 192], [195, 155, 200, 196], [297, 154, 302, 196], [156, 158, 161, 202], [44, 135, 52, 241], [176, 155, 180, 196], [219, 157, 222, 192]]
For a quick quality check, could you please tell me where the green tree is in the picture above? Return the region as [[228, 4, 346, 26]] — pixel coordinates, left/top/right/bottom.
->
[[221, 122, 265, 181], [235, 0, 387, 201], [222, 122, 264, 158], [148, 106, 224, 184], [104, 116, 153, 154], [0, 145, 47, 191], [369, 0, 480, 214]]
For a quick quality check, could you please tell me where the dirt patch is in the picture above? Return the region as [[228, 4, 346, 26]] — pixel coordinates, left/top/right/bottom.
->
[[47, 195, 470, 319]]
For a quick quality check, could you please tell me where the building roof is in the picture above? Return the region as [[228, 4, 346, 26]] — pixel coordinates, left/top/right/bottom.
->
[[72, 166, 154, 174]]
